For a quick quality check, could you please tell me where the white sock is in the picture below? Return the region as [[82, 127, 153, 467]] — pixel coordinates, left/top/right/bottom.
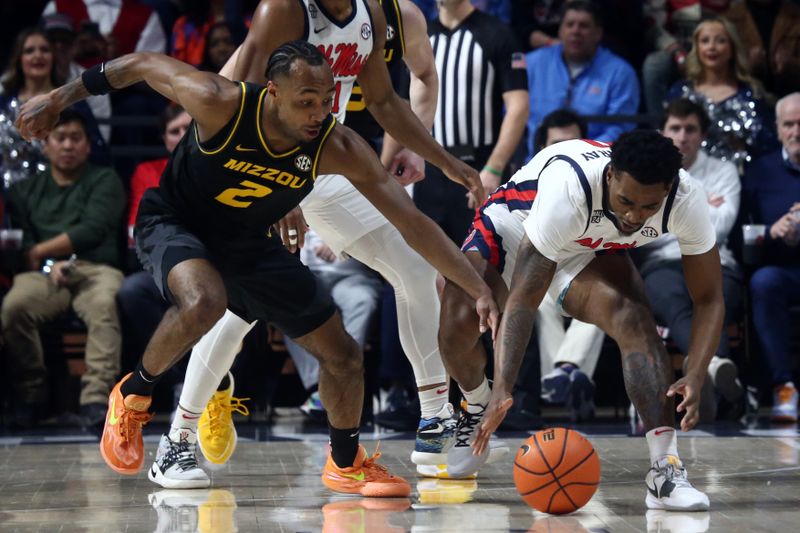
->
[[172, 310, 255, 422], [646, 426, 679, 464], [419, 384, 448, 419], [168, 411, 199, 445], [461, 377, 490, 409], [170, 404, 202, 434]]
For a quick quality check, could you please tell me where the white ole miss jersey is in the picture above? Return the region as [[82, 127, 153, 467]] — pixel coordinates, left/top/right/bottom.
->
[[300, 0, 374, 123], [511, 139, 716, 264]]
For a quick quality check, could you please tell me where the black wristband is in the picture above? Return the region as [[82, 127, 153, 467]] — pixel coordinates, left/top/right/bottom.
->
[[81, 63, 115, 95]]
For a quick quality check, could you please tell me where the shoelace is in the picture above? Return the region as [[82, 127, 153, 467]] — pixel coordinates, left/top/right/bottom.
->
[[163, 439, 198, 471], [654, 460, 692, 488], [455, 407, 484, 447], [207, 396, 250, 438], [360, 443, 393, 481], [118, 408, 153, 442]]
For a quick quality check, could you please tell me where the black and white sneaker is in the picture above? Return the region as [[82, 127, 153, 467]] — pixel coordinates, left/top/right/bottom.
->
[[149, 432, 210, 489], [645, 455, 709, 511], [446, 401, 489, 479]]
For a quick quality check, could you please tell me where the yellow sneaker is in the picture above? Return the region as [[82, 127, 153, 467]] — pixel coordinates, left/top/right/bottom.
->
[[198, 373, 250, 465], [417, 478, 478, 504], [198, 489, 238, 533]]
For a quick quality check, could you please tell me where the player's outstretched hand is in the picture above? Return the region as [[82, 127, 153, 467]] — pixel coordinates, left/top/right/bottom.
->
[[667, 372, 704, 432], [444, 158, 485, 209], [274, 206, 308, 253], [473, 389, 513, 456], [15, 93, 62, 141], [475, 288, 500, 341], [387, 148, 425, 186]]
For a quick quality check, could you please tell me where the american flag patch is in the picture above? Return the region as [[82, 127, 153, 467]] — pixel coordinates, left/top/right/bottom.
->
[[511, 52, 526, 69]]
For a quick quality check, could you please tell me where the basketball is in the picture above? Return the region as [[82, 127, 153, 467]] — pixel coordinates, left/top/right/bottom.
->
[[513, 428, 601, 514]]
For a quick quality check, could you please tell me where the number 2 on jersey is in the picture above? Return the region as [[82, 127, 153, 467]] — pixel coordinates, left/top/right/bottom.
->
[[216, 180, 272, 208]]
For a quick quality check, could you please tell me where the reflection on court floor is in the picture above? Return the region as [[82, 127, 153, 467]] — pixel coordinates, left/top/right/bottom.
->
[[0, 425, 798, 532]]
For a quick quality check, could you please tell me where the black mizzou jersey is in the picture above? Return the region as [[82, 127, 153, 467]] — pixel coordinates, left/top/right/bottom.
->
[[158, 82, 336, 236], [345, 0, 405, 140]]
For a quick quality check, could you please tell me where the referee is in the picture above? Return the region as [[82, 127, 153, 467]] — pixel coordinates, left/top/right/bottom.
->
[[419, 0, 529, 243]]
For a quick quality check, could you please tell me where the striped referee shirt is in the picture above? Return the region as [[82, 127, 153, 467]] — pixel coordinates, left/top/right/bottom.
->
[[428, 10, 527, 151]]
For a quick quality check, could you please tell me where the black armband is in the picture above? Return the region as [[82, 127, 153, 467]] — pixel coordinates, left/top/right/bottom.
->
[[81, 63, 115, 95]]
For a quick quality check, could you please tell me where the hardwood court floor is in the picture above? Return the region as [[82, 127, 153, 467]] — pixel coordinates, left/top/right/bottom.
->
[[0, 423, 798, 532]]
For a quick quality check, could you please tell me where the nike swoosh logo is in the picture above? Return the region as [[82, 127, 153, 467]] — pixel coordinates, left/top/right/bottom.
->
[[235, 144, 257, 152], [436, 388, 448, 394], [342, 471, 365, 481], [182, 414, 200, 420], [654, 428, 674, 436], [314, 26, 328, 34], [349, 431, 359, 438], [109, 396, 119, 426]]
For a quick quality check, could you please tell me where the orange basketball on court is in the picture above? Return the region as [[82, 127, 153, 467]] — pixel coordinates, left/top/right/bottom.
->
[[513, 428, 600, 514]]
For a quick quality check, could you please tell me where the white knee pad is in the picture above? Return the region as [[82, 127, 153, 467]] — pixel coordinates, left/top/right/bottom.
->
[[347, 224, 447, 388], [179, 309, 256, 412]]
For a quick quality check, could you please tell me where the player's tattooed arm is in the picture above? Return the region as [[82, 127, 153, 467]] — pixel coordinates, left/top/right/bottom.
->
[[473, 238, 555, 455], [494, 238, 556, 395]]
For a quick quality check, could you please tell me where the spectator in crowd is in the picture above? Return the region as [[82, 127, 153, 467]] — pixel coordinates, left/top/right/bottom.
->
[[42, 0, 167, 63], [118, 105, 191, 364], [284, 230, 383, 420], [422, 0, 528, 242], [41, 13, 111, 142], [42, 0, 171, 177], [511, 0, 564, 52], [665, 16, 778, 166], [641, 98, 744, 421], [171, 0, 247, 67], [198, 22, 237, 73], [742, 92, 800, 423], [0, 28, 109, 177], [524, 0, 639, 160], [723, 0, 800, 98], [512, 1, 645, 68], [1, 110, 125, 428], [42, 1, 171, 179], [413, 0, 510, 24], [531, 109, 605, 423], [641, 0, 731, 114]]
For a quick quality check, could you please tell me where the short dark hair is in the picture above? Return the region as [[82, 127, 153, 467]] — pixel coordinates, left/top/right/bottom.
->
[[54, 108, 89, 135], [265, 40, 327, 81], [661, 98, 711, 134], [610, 130, 681, 186], [534, 109, 588, 152], [561, 0, 604, 28], [159, 104, 187, 134]]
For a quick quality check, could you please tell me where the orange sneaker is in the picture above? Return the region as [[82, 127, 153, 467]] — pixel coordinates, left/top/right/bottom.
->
[[322, 443, 411, 497], [100, 373, 154, 474]]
